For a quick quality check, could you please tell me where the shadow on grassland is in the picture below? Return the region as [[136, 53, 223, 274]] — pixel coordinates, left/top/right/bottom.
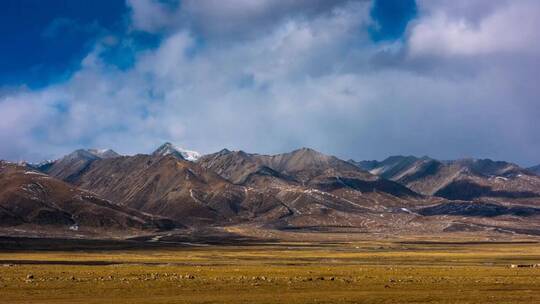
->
[[0, 227, 278, 252]]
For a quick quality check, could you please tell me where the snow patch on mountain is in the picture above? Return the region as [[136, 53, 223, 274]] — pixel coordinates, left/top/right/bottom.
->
[[153, 142, 201, 161], [87, 149, 120, 159]]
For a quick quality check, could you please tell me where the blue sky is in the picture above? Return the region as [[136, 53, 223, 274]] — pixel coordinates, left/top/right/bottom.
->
[[0, 1, 127, 87], [1, 0, 540, 166], [1, 0, 412, 87]]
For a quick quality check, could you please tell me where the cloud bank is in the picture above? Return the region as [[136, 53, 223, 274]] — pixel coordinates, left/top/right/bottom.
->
[[1, 0, 539, 166]]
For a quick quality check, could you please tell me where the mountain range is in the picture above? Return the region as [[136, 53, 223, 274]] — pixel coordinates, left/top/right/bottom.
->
[[1, 144, 540, 239], [350, 156, 540, 202], [529, 164, 540, 176], [152, 142, 202, 161], [0, 160, 177, 238]]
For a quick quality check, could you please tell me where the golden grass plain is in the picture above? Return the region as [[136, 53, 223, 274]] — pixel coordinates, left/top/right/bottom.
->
[[1, 240, 540, 303]]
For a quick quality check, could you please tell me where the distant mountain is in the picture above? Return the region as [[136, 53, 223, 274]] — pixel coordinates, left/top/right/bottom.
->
[[349, 156, 429, 180], [28, 159, 55, 172], [348, 159, 378, 171], [197, 149, 297, 187], [87, 149, 120, 159], [0, 161, 177, 235], [417, 201, 540, 218], [257, 147, 373, 182], [152, 142, 201, 161], [350, 156, 540, 201], [5, 146, 540, 237], [199, 148, 418, 198], [61, 147, 437, 229], [529, 164, 540, 175], [38, 149, 120, 183], [69, 154, 292, 225]]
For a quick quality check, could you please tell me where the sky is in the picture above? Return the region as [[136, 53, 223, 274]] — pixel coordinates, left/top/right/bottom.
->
[[0, 0, 539, 166]]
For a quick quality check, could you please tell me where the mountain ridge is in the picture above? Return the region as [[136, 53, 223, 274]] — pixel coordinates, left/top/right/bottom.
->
[[529, 164, 540, 175], [198, 148, 418, 198], [3, 147, 540, 238], [349, 155, 540, 202], [153, 142, 201, 161], [35, 148, 121, 183], [0, 161, 179, 236]]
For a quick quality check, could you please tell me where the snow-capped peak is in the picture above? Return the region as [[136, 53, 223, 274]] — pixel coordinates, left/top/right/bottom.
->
[[24, 159, 53, 166], [153, 142, 201, 161], [87, 149, 120, 159]]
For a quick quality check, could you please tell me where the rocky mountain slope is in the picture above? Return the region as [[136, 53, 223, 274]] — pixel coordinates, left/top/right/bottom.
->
[[196, 149, 292, 186], [4, 145, 540, 238], [35, 148, 120, 183], [58, 147, 440, 229], [153, 142, 201, 161], [529, 164, 540, 176], [0, 161, 177, 235], [351, 156, 540, 202], [198, 148, 418, 198], [68, 154, 293, 225]]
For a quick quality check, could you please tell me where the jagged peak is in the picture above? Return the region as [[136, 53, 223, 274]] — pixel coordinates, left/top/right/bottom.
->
[[152, 142, 201, 161], [65, 149, 100, 160], [158, 142, 174, 148], [87, 148, 120, 159], [287, 147, 329, 158], [294, 147, 318, 153], [63, 148, 120, 161], [528, 164, 540, 175], [235, 150, 250, 157], [217, 148, 231, 154]]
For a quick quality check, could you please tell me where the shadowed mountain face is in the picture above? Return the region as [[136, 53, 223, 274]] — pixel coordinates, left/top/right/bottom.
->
[[6, 145, 540, 238], [349, 156, 422, 179], [53, 148, 434, 228], [195, 149, 290, 185], [350, 156, 540, 202], [36, 149, 120, 183], [417, 201, 540, 218], [87, 149, 120, 159], [198, 148, 418, 198], [529, 165, 540, 176], [68, 154, 295, 225], [0, 161, 177, 233], [152, 142, 201, 161], [255, 148, 373, 183]]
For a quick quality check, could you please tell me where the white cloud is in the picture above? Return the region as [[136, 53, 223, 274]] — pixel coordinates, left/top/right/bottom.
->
[[127, 0, 353, 39], [409, 0, 540, 56], [1, 0, 540, 166], [127, 0, 179, 33]]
